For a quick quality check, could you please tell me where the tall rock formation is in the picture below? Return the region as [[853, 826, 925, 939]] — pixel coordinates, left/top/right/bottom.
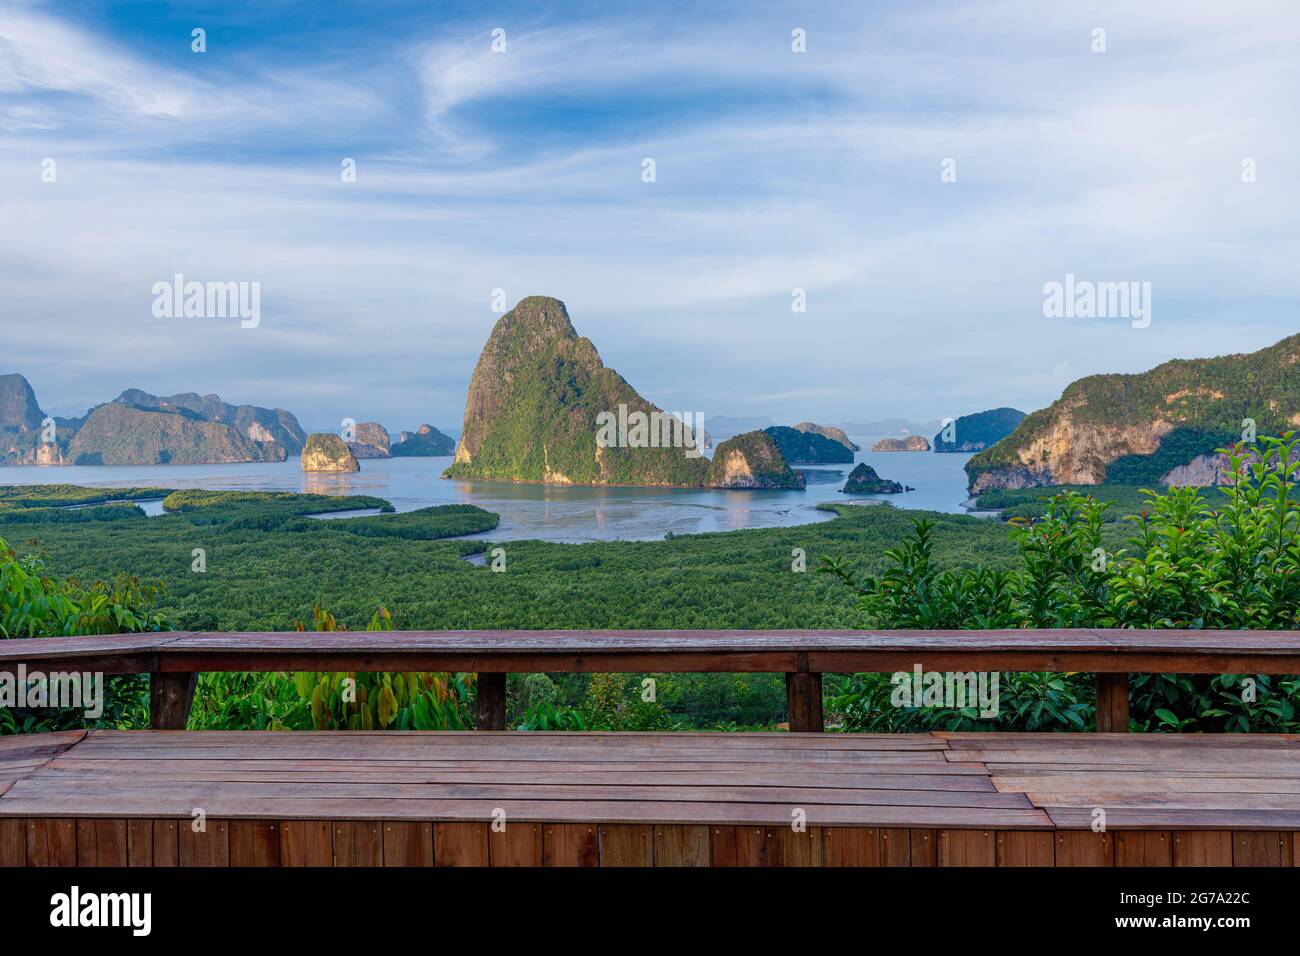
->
[[445, 296, 710, 486]]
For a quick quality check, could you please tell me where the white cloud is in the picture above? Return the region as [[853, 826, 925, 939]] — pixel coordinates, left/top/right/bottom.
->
[[2, 1, 1299, 429]]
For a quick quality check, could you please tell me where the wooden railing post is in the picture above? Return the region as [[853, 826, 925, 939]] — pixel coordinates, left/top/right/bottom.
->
[[1095, 673, 1129, 732], [476, 673, 507, 730], [150, 671, 197, 730], [785, 664, 824, 733]]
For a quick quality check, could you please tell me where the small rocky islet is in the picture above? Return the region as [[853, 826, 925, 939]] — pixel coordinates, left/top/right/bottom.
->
[[841, 462, 910, 495], [871, 435, 931, 452], [301, 433, 360, 472]]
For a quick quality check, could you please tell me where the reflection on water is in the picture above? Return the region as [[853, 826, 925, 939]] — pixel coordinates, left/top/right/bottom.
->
[[0, 437, 975, 542]]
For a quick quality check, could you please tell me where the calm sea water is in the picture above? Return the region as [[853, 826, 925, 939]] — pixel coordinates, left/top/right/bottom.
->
[[0, 438, 977, 542]]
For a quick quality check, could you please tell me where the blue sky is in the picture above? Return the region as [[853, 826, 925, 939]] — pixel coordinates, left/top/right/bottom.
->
[[2, 0, 1298, 434]]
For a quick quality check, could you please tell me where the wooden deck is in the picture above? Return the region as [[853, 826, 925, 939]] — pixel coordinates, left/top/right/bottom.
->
[[2, 731, 1297, 866]]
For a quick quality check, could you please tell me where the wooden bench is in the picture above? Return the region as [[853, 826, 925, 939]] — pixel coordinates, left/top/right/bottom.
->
[[2, 729, 1298, 866], [3, 628, 1300, 732]]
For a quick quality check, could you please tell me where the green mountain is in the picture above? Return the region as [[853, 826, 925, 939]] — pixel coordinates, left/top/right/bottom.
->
[[765, 425, 854, 463], [933, 407, 1026, 453], [792, 421, 860, 452], [391, 425, 455, 457], [706, 431, 805, 488], [445, 296, 711, 486], [66, 404, 280, 465], [966, 334, 1300, 492], [113, 388, 307, 453], [0, 374, 44, 433]]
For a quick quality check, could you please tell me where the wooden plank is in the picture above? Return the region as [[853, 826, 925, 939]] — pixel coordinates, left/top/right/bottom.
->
[[383, 822, 433, 867], [280, 820, 332, 866], [1233, 831, 1286, 867], [149, 671, 197, 730], [151, 820, 179, 866], [489, 822, 542, 866], [475, 673, 507, 731], [996, 831, 1053, 866], [1115, 831, 1171, 866], [26, 819, 76, 867], [126, 819, 152, 867], [767, 826, 820, 866], [1094, 673, 1129, 732], [334, 821, 383, 867], [10, 628, 1300, 682], [599, 824, 653, 866], [785, 670, 824, 733], [230, 821, 280, 867], [909, 828, 937, 866], [938, 829, 995, 866], [1055, 831, 1113, 867], [1173, 831, 1232, 866], [710, 826, 766, 867], [178, 819, 229, 866], [434, 822, 488, 866], [78, 819, 127, 866], [653, 825, 709, 866], [880, 827, 911, 866], [544, 824, 598, 867], [0, 819, 25, 866], [823, 827, 879, 866]]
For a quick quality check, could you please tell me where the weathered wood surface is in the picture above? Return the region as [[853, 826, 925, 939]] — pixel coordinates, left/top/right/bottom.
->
[[4, 629, 1300, 674], [0, 730, 1297, 867]]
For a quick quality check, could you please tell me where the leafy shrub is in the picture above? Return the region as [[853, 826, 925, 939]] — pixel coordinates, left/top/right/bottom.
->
[[0, 533, 168, 734], [822, 433, 1300, 732], [282, 605, 474, 730]]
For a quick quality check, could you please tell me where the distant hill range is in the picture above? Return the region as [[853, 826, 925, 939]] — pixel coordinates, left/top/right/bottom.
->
[[1, 375, 308, 466], [445, 296, 800, 488], [764, 426, 854, 464], [792, 422, 859, 452], [966, 334, 1300, 492], [932, 407, 1026, 453], [391, 424, 456, 457]]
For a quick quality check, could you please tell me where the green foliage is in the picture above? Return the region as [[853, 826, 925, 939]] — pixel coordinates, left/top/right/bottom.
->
[[1104, 427, 1239, 483], [290, 605, 474, 731], [0, 532, 169, 734], [0, 502, 146, 524], [161, 489, 393, 516], [0, 485, 171, 506], [973, 484, 1151, 521], [823, 433, 1300, 732]]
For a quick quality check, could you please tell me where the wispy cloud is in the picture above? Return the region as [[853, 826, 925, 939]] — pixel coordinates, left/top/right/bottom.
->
[[2, 0, 1298, 431]]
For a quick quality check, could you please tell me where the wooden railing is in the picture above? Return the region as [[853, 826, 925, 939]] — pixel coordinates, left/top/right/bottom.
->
[[4, 629, 1300, 732]]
